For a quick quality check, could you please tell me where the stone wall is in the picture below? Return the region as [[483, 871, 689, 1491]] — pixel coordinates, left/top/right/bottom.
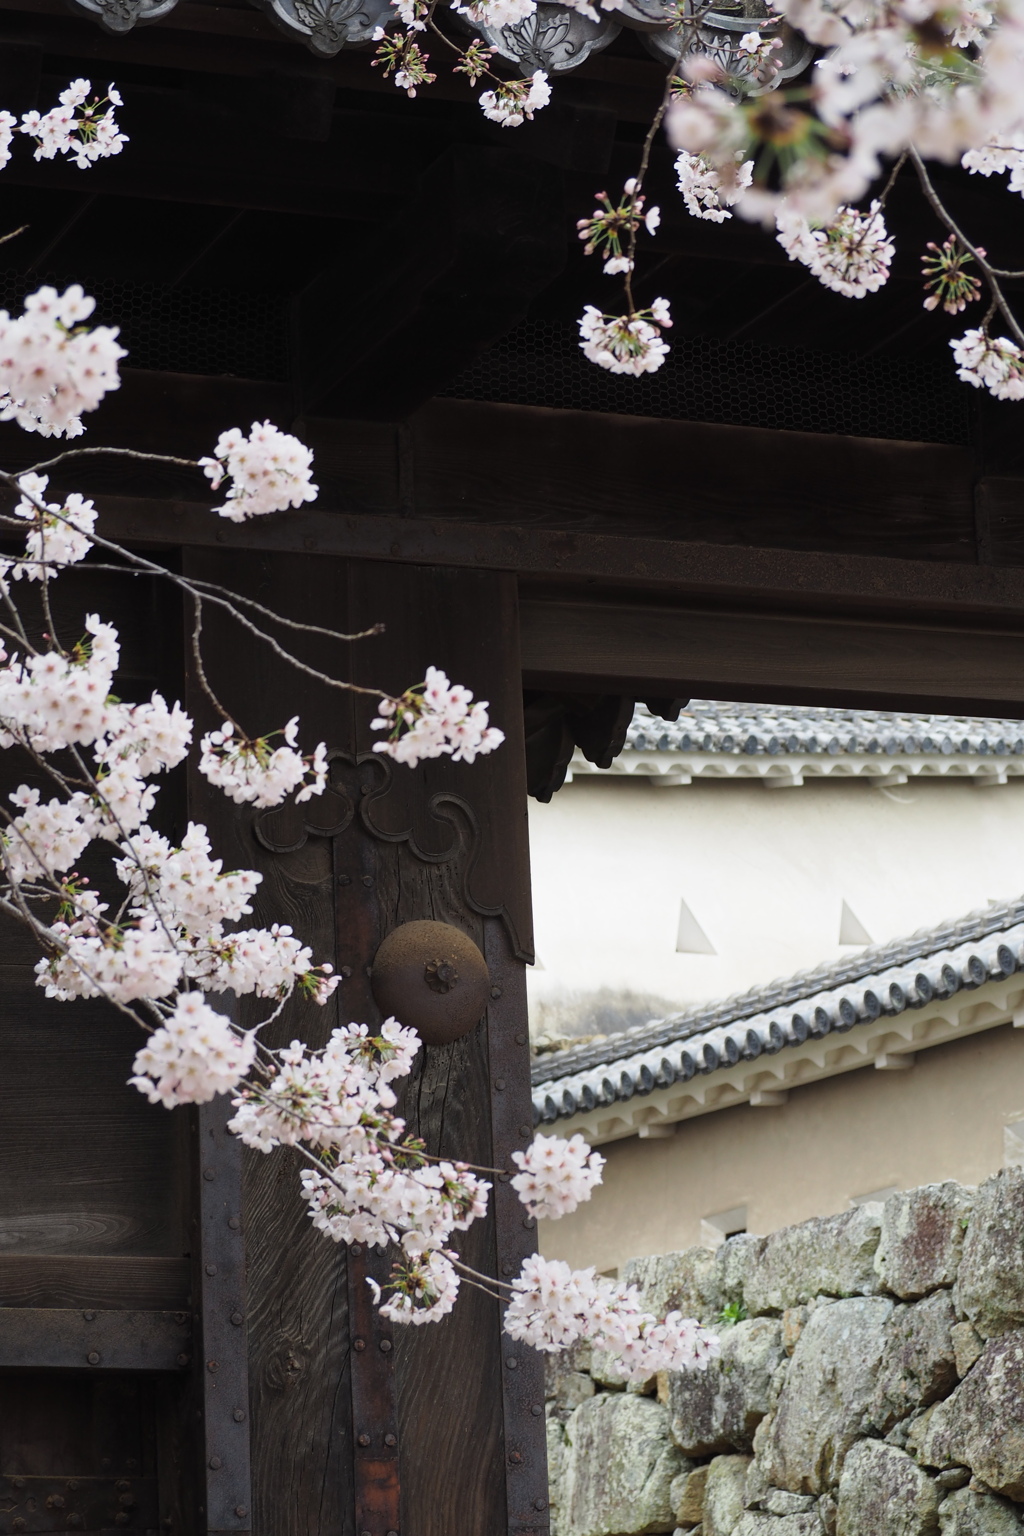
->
[[545, 1170, 1024, 1536]]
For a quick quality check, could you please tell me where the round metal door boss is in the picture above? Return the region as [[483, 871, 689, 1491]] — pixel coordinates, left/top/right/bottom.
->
[[369, 920, 490, 1046]]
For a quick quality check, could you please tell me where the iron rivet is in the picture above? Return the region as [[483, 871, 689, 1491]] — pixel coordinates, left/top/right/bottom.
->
[[494, 1078, 506, 1090], [509, 1451, 522, 1464], [341, 965, 353, 978], [228, 1216, 241, 1230], [47, 1494, 66, 1509], [82, 1310, 95, 1322], [519, 1125, 531, 1137], [337, 874, 352, 886], [175, 1312, 187, 1324], [357, 1433, 371, 1447], [203, 1167, 216, 1181], [523, 1216, 536, 1229], [361, 875, 373, 887], [69, 1515, 84, 1529], [209, 1457, 222, 1471], [235, 1509, 247, 1520], [361, 1528, 373, 1534], [515, 1033, 527, 1046], [177, 1353, 190, 1366], [12, 1477, 26, 1488], [114, 1481, 131, 1492], [351, 1244, 363, 1257], [534, 1498, 548, 1511], [384, 1432, 397, 1447], [233, 1409, 246, 1423], [502, 1262, 514, 1275], [354, 1337, 366, 1351], [87, 1351, 100, 1365], [208, 1360, 219, 1372], [531, 1404, 543, 1416], [13, 1519, 27, 1532], [506, 1356, 518, 1369], [68, 1480, 80, 1491], [231, 1311, 244, 1326], [206, 1263, 218, 1277], [387, 1530, 399, 1535], [115, 1515, 129, 1526], [126, 1460, 137, 1471], [380, 1338, 392, 1353], [490, 985, 502, 999]]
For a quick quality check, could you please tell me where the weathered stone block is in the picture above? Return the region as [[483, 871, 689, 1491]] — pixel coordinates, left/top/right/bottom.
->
[[549, 1370, 597, 1420], [875, 1185, 974, 1301], [744, 1208, 884, 1315], [760, 1296, 894, 1493], [938, 1488, 1024, 1534], [673, 1464, 708, 1527], [957, 1171, 1024, 1339], [869, 1291, 959, 1431], [782, 1309, 808, 1357], [625, 1248, 723, 1327], [950, 1324, 985, 1380], [765, 1492, 817, 1515], [912, 1331, 1024, 1500], [715, 1234, 767, 1310], [548, 1417, 570, 1536], [668, 1318, 786, 1457], [704, 1455, 753, 1536], [734, 1515, 820, 1535], [563, 1392, 688, 1536], [836, 1439, 940, 1536]]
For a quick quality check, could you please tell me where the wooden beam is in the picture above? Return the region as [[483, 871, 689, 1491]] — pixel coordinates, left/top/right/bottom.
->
[[518, 595, 1024, 715], [82, 490, 1024, 620]]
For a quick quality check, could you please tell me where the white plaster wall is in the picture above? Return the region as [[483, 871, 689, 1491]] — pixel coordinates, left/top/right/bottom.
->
[[526, 775, 1024, 1015]]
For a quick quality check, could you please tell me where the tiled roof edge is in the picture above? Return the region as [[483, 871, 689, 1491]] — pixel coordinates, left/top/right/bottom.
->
[[532, 895, 1024, 1087]]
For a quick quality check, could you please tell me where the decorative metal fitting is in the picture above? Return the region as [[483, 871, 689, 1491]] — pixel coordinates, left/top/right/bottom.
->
[[424, 957, 460, 994], [462, 3, 620, 72], [370, 920, 490, 1047], [66, 0, 181, 32], [357, 1433, 371, 1447], [250, 0, 395, 54]]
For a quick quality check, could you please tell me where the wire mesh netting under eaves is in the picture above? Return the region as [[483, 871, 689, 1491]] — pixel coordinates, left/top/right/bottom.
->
[[0, 270, 291, 382], [438, 319, 974, 446]]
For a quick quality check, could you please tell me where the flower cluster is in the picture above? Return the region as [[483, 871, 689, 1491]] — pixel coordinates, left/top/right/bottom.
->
[[199, 422, 319, 521], [21, 80, 126, 170], [578, 300, 672, 376], [511, 1133, 605, 1220], [372, 667, 505, 766], [504, 1255, 721, 1383], [0, 284, 126, 438], [950, 328, 1024, 399], [199, 718, 329, 808], [130, 994, 257, 1107], [478, 72, 551, 128], [922, 236, 984, 314], [453, 0, 536, 26], [963, 136, 1024, 196], [0, 472, 97, 584], [776, 203, 894, 299], [675, 151, 754, 223], [577, 181, 661, 274]]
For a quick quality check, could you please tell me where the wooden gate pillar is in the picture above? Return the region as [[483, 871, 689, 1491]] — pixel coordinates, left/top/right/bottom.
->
[[184, 551, 546, 1536]]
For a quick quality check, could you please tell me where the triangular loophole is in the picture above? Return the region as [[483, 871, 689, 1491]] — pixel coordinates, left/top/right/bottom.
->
[[676, 899, 716, 955], [839, 899, 874, 946]]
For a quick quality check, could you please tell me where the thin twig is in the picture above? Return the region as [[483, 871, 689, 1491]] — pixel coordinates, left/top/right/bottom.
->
[[909, 146, 1024, 347]]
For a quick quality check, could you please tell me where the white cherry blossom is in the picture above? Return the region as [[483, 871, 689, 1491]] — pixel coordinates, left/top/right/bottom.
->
[[511, 1133, 605, 1220], [129, 994, 257, 1106], [198, 718, 328, 807], [372, 667, 505, 766], [0, 285, 125, 439], [200, 422, 318, 521]]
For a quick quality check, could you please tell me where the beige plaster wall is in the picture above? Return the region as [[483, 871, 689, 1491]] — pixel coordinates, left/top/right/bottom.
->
[[538, 1021, 1024, 1276]]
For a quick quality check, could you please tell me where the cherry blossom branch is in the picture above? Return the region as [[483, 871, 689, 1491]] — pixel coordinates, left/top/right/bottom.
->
[[908, 146, 1024, 348]]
